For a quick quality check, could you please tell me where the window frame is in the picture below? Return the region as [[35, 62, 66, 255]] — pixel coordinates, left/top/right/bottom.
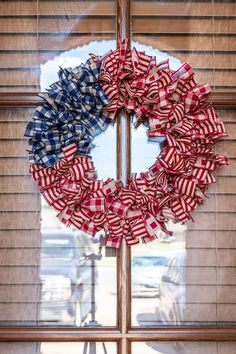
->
[[0, 0, 236, 353]]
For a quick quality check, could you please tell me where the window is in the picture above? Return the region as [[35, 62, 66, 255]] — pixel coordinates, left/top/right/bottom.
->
[[0, 1, 235, 353]]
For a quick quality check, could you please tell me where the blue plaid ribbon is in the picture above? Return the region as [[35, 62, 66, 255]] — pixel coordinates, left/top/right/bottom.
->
[[25, 58, 110, 167]]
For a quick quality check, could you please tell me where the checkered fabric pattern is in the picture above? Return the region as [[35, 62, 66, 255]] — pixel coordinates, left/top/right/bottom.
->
[[82, 198, 105, 213], [25, 58, 109, 167]]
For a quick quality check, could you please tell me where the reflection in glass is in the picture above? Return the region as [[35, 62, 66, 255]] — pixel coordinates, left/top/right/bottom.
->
[[131, 125, 161, 175], [132, 341, 236, 354], [131, 108, 187, 326], [40, 40, 116, 90], [92, 125, 116, 181], [132, 232, 186, 327], [38, 38, 183, 328], [41, 342, 117, 354], [39, 224, 117, 327], [39, 122, 117, 327], [0, 0, 116, 92], [132, 1, 236, 91], [0, 342, 117, 354], [39, 39, 118, 327], [130, 86, 235, 327], [39, 38, 183, 327], [132, 254, 169, 298], [39, 116, 117, 327]]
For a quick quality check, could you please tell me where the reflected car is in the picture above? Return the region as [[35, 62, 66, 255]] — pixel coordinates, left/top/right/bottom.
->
[[145, 342, 187, 354], [138, 254, 186, 351], [156, 252, 186, 325], [135, 252, 185, 328], [40, 230, 94, 325], [132, 255, 169, 298]]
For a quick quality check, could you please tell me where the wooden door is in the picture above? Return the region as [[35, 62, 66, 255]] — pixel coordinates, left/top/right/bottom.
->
[[0, 1, 235, 353]]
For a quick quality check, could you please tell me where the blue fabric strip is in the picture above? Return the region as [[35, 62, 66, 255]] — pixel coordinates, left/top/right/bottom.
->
[[25, 58, 109, 167]]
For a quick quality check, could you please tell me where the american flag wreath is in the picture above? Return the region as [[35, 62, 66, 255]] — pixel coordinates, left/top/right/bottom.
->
[[25, 39, 228, 248]]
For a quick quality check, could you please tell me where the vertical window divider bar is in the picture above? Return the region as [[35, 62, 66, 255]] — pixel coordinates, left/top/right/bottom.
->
[[116, 1, 132, 353]]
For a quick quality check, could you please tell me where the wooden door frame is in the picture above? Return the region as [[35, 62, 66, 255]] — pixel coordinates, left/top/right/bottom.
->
[[0, 0, 236, 352]]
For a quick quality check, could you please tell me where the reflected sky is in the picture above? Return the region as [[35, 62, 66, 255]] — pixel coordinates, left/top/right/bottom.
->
[[92, 125, 116, 180], [131, 125, 161, 174]]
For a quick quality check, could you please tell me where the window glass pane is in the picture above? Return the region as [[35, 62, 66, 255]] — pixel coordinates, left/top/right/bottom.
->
[[131, 107, 236, 326], [39, 227, 117, 326], [0, 107, 117, 327], [132, 0, 236, 91], [0, 108, 40, 325], [40, 39, 117, 91], [0, 0, 116, 92], [132, 341, 236, 354], [41, 342, 117, 354], [0, 342, 117, 354], [131, 125, 161, 175]]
